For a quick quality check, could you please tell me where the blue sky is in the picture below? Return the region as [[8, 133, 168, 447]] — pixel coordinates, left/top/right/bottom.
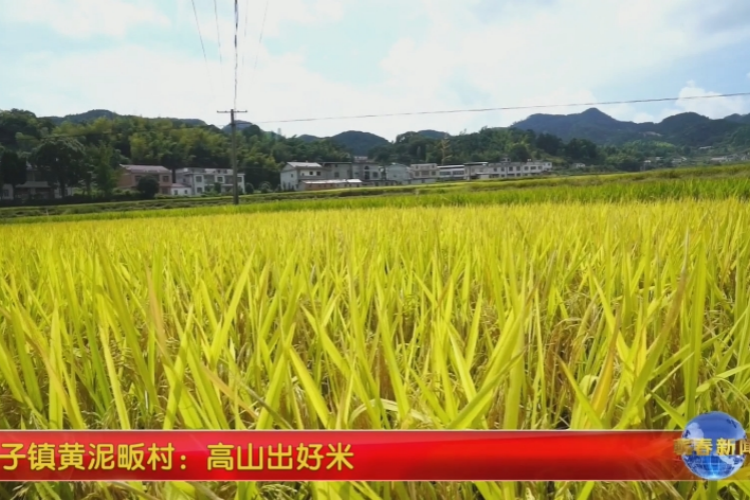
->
[[1, 0, 749, 140]]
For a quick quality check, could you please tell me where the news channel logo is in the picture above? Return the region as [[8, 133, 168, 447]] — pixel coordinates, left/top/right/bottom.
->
[[674, 412, 748, 480]]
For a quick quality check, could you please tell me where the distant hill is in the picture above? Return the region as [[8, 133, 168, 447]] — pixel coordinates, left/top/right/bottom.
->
[[512, 108, 749, 147], [35, 107, 750, 153], [286, 131, 388, 155], [513, 108, 644, 144], [416, 129, 450, 139], [222, 120, 282, 139], [45, 109, 208, 127], [726, 113, 750, 125], [328, 131, 389, 156]]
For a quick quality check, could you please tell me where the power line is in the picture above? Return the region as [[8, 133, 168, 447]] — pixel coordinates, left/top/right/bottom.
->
[[251, 0, 270, 87], [238, 0, 251, 89], [254, 92, 750, 125], [233, 0, 240, 110], [212, 0, 223, 65], [237, 0, 270, 111], [10, 91, 749, 144], [190, 0, 217, 108]]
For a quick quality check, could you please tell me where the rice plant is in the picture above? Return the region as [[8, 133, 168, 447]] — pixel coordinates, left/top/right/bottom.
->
[[1, 199, 749, 499]]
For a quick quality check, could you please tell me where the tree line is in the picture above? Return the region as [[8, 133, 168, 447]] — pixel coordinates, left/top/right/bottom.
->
[[0, 109, 354, 202], [368, 127, 691, 172], [0, 108, 698, 204]]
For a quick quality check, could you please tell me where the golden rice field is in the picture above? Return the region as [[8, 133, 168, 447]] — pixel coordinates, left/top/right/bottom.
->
[[2, 198, 750, 500]]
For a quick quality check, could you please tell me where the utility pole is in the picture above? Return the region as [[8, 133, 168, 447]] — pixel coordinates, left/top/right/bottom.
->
[[217, 108, 247, 205]]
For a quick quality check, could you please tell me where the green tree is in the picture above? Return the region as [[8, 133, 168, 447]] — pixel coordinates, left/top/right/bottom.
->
[[136, 176, 159, 199], [31, 137, 86, 197], [536, 133, 563, 155], [438, 138, 452, 165], [509, 143, 531, 162], [564, 138, 600, 163], [88, 144, 118, 197], [0, 149, 28, 199], [0, 109, 44, 150]]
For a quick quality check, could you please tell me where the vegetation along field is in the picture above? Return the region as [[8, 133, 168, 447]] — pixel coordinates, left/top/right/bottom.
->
[[3, 163, 750, 224], [2, 178, 750, 499]]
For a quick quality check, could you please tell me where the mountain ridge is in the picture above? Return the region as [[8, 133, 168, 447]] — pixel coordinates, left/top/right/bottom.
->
[[39, 108, 750, 155], [512, 108, 750, 146]]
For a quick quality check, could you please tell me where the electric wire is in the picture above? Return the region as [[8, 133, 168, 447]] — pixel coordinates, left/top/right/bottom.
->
[[251, 0, 270, 85], [190, 0, 218, 109], [10, 91, 749, 143], [233, 0, 240, 110], [212, 0, 223, 64], [254, 92, 750, 125]]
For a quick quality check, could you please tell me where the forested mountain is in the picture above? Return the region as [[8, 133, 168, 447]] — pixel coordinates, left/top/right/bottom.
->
[[289, 131, 389, 156], [46, 109, 208, 127], [297, 129, 449, 154], [725, 114, 750, 125], [512, 108, 750, 146], [0, 109, 351, 194], [416, 130, 451, 140], [1, 106, 748, 201]]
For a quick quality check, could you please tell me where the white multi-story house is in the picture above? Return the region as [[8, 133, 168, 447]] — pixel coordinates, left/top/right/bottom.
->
[[465, 162, 489, 179], [175, 167, 246, 195], [437, 164, 466, 180], [409, 163, 439, 181], [170, 183, 192, 196], [382, 163, 410, 184], [475, 160, 553, 179], [352, 160, 385, 182], [320, 162, 354, 180], [284, 159, 397, 190], [360, 163, 411, 186], [405, 160, 553, 184], [280, 162, 325, 191]]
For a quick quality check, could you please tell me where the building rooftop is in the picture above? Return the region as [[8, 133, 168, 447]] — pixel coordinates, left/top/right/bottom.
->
[[120, 164, 170, 174], [287, 162, 322, 168]]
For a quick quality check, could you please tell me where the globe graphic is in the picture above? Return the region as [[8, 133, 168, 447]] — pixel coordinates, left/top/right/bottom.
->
[[681, 412, 746, 480]]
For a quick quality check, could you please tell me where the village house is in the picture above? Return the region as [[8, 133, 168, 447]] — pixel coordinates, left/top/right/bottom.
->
[[117, 164, 173, 195], [0, 163, 73, 200], [381, 163, 410, 184], [282, 158, 387, 191], [280, 157, 555, 191], [465, 160, 553, 179], [280, 162, 325, 191], [408, 163, 440, 184], [170, 183, 192, 196], [175, 167, 245, 195]]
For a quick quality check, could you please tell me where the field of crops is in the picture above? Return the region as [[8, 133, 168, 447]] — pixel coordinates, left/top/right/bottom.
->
[[2, 195, 750, 499], [3, 163, 750, 225]]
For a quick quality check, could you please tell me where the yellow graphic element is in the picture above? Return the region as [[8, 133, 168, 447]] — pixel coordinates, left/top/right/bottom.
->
[[28, 443, 56, 471]]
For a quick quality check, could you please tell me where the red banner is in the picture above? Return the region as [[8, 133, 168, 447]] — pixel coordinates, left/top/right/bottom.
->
[[0, 430, 696, 481]]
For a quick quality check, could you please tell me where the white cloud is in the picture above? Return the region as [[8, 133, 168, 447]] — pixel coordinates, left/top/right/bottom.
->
[[174, 0, 347, 46], [2, 0, 170, 38], [2, 0, 750, 141], [653, 81, 750, 121]]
